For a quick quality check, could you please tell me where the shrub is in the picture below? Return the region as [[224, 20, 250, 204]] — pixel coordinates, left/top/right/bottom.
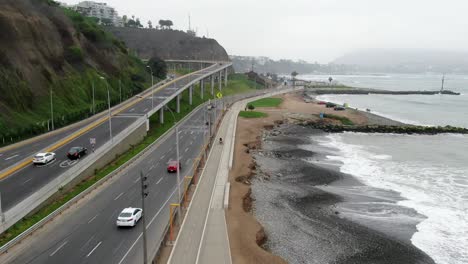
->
[[247, 104, 255, 110], [65, 46, 83, 62]]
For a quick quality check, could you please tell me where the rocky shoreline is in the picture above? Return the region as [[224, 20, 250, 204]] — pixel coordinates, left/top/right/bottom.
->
[[227, 92, 437, 264]]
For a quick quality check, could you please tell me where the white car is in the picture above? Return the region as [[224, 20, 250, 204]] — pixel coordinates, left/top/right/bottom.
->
[[116, 207, 143, 227], [33, 152, 56, 165]]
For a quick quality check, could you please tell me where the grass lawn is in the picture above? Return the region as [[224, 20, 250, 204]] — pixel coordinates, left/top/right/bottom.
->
[[323, 113, 354, 125], [239, 111, 268, 118], [249, 97, 283, 108]]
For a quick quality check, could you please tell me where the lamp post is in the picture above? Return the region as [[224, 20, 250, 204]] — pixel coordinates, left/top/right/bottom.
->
[[146, 65, 154, 110], [165, 106, 182, 225], [50, 88, 54, 131], [140, 172, 148, 264], [92, 80, 95, 115], [100, 76, 113, 142]]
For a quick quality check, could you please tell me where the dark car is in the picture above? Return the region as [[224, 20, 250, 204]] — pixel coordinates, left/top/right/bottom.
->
[[326, 102, 337, 108], [334, 106, 346, 111], [67, 146, 87, 160]]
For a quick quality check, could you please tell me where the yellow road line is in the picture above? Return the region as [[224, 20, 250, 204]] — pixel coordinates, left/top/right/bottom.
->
[[0, 67, 212, 180]]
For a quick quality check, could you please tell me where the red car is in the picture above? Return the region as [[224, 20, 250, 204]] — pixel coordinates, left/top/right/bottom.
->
[[317, 101, 327, 105], [167, 160, 181, 173]]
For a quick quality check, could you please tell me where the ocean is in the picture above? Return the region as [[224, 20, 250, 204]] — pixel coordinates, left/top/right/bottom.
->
[[302, 74, 468, 264]]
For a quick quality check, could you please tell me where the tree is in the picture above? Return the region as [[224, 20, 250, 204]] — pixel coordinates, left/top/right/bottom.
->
[[127, 19, 136, 27], [328, 76, 333, 85], [291, 71, 298, 87], [101, 18, 113, 26], [158, 19, 173, 30], [148, 20, 153, 29], [147, 56, 167, 79], [247, 104, 255, 111], [135, 18, 143, 28]]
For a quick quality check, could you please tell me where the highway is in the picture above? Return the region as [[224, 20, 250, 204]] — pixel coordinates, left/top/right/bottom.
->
[[0, 104, 216, 264], [0, 63, 228, 211]]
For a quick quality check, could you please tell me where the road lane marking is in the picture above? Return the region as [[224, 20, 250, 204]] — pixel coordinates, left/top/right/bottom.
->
[[184, 148, 189, 153], [190, 131, 194, 135], [114, 192, 124, 200], [88, 214, 98, 224], [160, 155, 165, 160], [50, 241, 68, 257], [129, 108, 135, 112], [149, 165, 155, 171], [5, 154, 19, 160], [81, 235, 95, 251], [156, 178, 163, 185], [143, 108, 148, 112], [118, 233, 142, 264], [86, 241, 102, 257], [133, 177, 140, 183], [190, 141, 193, 145], [22, 178, 32, 185]]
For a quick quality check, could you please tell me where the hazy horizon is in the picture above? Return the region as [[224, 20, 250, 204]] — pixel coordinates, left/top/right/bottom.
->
[[60, 0, 468, 63]]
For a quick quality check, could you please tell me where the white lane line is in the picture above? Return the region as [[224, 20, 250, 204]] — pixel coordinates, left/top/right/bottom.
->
[[50, 241, 68, 257], [143, 108, 148, 112], [149, 165, 155, 171], [22, 178, 32, 185], [114, 192, 124, 201], [190, 131, 194, 135], [156, 178, 163, 185], [5, 154, 19, 160], [189, 141, 193, 145], [88, 214, 98, 224], [129, 108, 135, 112], [118, 233, 142, 264], [184, 148, 189, 153], [86, 241, 102, 257], [160, 155, 165, 160], [133, 178, 140, 184]]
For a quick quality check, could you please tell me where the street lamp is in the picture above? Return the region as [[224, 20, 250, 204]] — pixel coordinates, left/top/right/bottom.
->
[[140, 171, 149, 264], [146, 65, 154, 110], [99, 76, 113, 142], [50, 88, 54, 131]]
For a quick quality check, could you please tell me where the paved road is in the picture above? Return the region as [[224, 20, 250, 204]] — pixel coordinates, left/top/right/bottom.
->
[[0, 103, 220, 264], [0, 63, 228, 211]]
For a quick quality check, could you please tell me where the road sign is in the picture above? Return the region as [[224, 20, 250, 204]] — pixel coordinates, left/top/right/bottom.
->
[[216, 92, 223, 99], [90, 138, 96, 145]]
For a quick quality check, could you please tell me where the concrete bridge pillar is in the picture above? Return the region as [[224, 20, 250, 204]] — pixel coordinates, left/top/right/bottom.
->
[[224, 68, 228, 87], [200, 79, 204, 100], [218, 71, 222, 91], [211, 75, 215, 96], [159, 107, 164, 124], [189, 85, 193, 105], [176, 94, 181, 113]]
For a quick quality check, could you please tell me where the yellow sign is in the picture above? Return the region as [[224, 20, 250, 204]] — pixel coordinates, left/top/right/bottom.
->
[[216, 92, 223, 99]]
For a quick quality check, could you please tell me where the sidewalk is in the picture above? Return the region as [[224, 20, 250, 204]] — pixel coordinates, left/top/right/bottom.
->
[[168, 86, 302, 264], [167, 104, 234, 264]]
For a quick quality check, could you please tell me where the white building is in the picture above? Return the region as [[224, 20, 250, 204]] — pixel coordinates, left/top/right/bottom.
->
[[73, 1, 123, 27]]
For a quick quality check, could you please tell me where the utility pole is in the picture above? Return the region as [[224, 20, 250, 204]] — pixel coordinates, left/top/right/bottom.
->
[[92, 80, 95, 115], [175, 125, 182, 225], [441, 74, 445, 93], [140, 172, 148, 264], [0, 192, 5, 223], [119, 79, 122, 103], [100, 76, 113, 142], [50, 88, 54, 130], [147, 66, 154, 110]]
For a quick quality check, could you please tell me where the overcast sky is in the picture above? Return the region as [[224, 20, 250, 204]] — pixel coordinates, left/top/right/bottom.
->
[[61, 0, 468, 63]]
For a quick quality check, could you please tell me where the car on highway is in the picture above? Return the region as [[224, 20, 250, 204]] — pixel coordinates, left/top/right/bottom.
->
[[326, 102, 337, 108], [66, 146, 87, 160], [116, 207, 143, 227], [33, 152, 56, 165], [167, 160, 181, 173], [334, 106, 346, 111]]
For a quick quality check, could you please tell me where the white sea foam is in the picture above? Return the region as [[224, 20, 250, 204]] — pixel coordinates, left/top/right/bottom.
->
[[316, 134, 468, 264]]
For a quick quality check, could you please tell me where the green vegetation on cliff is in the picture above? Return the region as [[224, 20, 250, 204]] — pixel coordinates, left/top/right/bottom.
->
[[0, 1, 152, 146]]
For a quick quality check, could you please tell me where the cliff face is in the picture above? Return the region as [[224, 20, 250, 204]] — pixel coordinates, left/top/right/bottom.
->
[[0, 0, 148, 140], [108, 27, 230, 61]]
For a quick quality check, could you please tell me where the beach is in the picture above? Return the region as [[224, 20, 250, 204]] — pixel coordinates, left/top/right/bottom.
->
[[226, 92, 436, 264]]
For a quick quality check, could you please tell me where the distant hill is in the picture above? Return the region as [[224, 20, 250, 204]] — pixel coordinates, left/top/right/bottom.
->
[[333, 49, 468, 73], [108, 27, 230, 61]]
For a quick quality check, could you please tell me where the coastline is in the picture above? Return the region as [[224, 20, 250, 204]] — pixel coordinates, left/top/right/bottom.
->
[[227, 92, 435, 263]]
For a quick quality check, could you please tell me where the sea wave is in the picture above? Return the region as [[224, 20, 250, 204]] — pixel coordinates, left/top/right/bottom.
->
[[317, 134, 468, 264]]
